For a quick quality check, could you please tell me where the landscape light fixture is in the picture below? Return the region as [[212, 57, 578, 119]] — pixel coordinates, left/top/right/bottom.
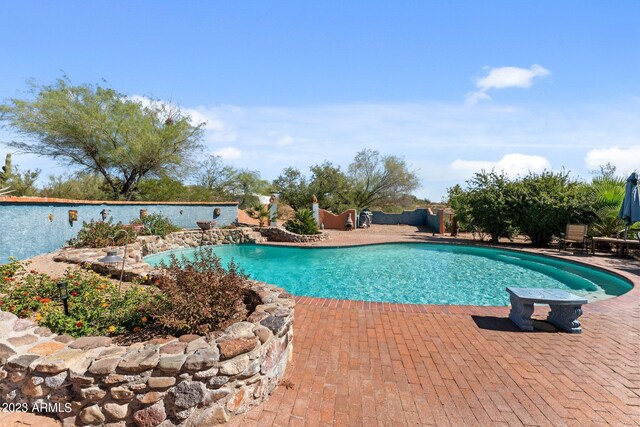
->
[[97, 229, 131, 291], [57, 281, 69, 316]]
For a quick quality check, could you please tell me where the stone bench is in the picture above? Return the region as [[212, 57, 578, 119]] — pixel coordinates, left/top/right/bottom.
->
[[506, 287, 588, 333]]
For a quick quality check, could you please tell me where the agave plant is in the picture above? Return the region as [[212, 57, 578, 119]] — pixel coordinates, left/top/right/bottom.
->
[[284, 209, 319, 235]]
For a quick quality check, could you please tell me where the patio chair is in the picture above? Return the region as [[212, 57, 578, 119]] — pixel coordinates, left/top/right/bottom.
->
[[558, 224, 589, 254]]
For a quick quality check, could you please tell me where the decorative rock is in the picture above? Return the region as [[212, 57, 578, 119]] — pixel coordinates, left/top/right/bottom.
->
[[130, 382, 147, 391], [53, 335, 75, 344], [70, 371, 94, 385], [97, 346, 127, 359], [147, 376, 176, 389], [208, 375, 229, 388], [192, 366, 219, 379], [173, 381, 205, 409], [22, 377, 50, 397], [185, 337, 208, 353], [119, 347, 160, 372], [203, 388, 230, 404], [35, 349, 86, 373], [8, 370, 26, 382], [260, 316, 286, 335], [49, 385, 74, 403], [137, 391, 164, 404], [218, 337, 259, 360], [69, 336, 112, 350], [27, 341, 66, 356], [189, 405, 229, 425], [81, 387, 107, 401], [0, 343, 17, 363], [88, 357, 121, 375], [226, 388, 246, 412], [178, 334, 200, 343], [33, 326, 53, 337], [7, 354, 40, 370], [0, 311, 18, 322], [44, 371, 68, 388], [133, 401, 166, 427], [224, 321, 255, 338], [218, 354, 250, 376], [159, 341, 187, 355], [246, 311, 269, 323], [111, 386, 135, 400], [158, 354, 186, 373], [238, 359, 261, 379], [7, 334, 38, 347], [13, 318, 36, 331], [183, 348, 219, 370], [104, 402, 131, 420], [104, 374, 127, 384], [79, 404, 106, 425], [254, 326, 273, 344]]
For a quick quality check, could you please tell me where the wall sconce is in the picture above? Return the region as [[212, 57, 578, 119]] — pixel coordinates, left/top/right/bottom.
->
[[100, 209, 110, 221], [68, 210, 78, 225], [179, 209, 184, 215], [48, 213, 54, 222], [140, 209, 148, 219], [213, 208, 221, 217]]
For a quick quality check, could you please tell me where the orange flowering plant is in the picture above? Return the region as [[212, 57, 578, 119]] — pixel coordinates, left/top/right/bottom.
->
[[0, 260, 156, 337]]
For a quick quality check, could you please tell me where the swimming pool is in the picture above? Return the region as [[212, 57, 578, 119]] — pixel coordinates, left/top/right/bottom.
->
[[145, 243, 632, 306]]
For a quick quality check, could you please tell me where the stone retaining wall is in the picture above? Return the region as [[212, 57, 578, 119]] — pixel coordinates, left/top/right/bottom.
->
[[255, 227, 328, 243], [0, 282, 294, 426], [52, 228, 264, 282]]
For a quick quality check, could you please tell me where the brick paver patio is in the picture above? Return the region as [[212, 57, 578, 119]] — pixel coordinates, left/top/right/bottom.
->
[[229, 227, 640, 426], [4, 226, 639, 426]]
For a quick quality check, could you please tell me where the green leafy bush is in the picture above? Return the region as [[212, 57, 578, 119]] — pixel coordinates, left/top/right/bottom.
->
[[0, 263, 155, 337], [131, 213, 181, 237], [284, 208, 320, 235], [152, 248, 250, 334], [70, 218, 137, 248]]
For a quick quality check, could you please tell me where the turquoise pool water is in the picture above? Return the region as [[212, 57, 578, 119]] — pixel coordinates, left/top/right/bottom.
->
[[145, 243, 632, 306]]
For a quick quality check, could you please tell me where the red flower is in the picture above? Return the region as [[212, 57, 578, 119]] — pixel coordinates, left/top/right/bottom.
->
[[41, 298, 51, 304], [0, 301, 4, 306], [30, 269, 37, 274], [68, 275, 74, 279], [76, 321, 83, 328], [23, 292, 28, 296], [71, 291, 78, 296]]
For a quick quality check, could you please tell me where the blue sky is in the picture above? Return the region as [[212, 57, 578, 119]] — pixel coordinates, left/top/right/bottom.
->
[[1, 1, 639, 200]]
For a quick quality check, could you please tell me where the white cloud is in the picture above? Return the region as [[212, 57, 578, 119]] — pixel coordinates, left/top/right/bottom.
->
[[450, 153, 551, 178], [276, 135, 295, 146], [466, 64, 550, 105], [585, 146, 640, 175], [213, 146, 242, 160]]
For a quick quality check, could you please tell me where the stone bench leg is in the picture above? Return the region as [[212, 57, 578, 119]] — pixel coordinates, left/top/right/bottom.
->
[[508, 295, 534, 331], [547, 304, 583, 333]]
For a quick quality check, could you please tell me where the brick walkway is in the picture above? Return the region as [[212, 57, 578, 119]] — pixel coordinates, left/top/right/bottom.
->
[[229, 227, 640, 426]]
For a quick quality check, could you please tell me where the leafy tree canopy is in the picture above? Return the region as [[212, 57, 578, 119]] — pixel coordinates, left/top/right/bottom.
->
[[0, 77, 205, 200], [348, 149, 419, 210]]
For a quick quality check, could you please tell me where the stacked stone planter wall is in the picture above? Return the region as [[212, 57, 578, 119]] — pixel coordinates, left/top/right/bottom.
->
[[0, 282, 294, 426], [255, 227, 328, 243]]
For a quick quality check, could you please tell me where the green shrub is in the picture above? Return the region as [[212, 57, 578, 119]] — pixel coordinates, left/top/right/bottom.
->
[[69, 218, 137, 248], [284, 209, 320, 235], [0, 263, 155, 337], [152, 248, 250, 334], [131, 213, 181, 237], [509, 171, 596, 246]]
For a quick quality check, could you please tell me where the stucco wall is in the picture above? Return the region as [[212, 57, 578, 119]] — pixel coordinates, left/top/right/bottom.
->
[[318, 209, 357, 230], [0, 197, 238, 263], [371, 208, 444, 233]]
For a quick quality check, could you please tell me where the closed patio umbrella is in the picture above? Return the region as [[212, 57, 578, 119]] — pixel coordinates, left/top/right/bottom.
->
[[618, 172, 640, 240]]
